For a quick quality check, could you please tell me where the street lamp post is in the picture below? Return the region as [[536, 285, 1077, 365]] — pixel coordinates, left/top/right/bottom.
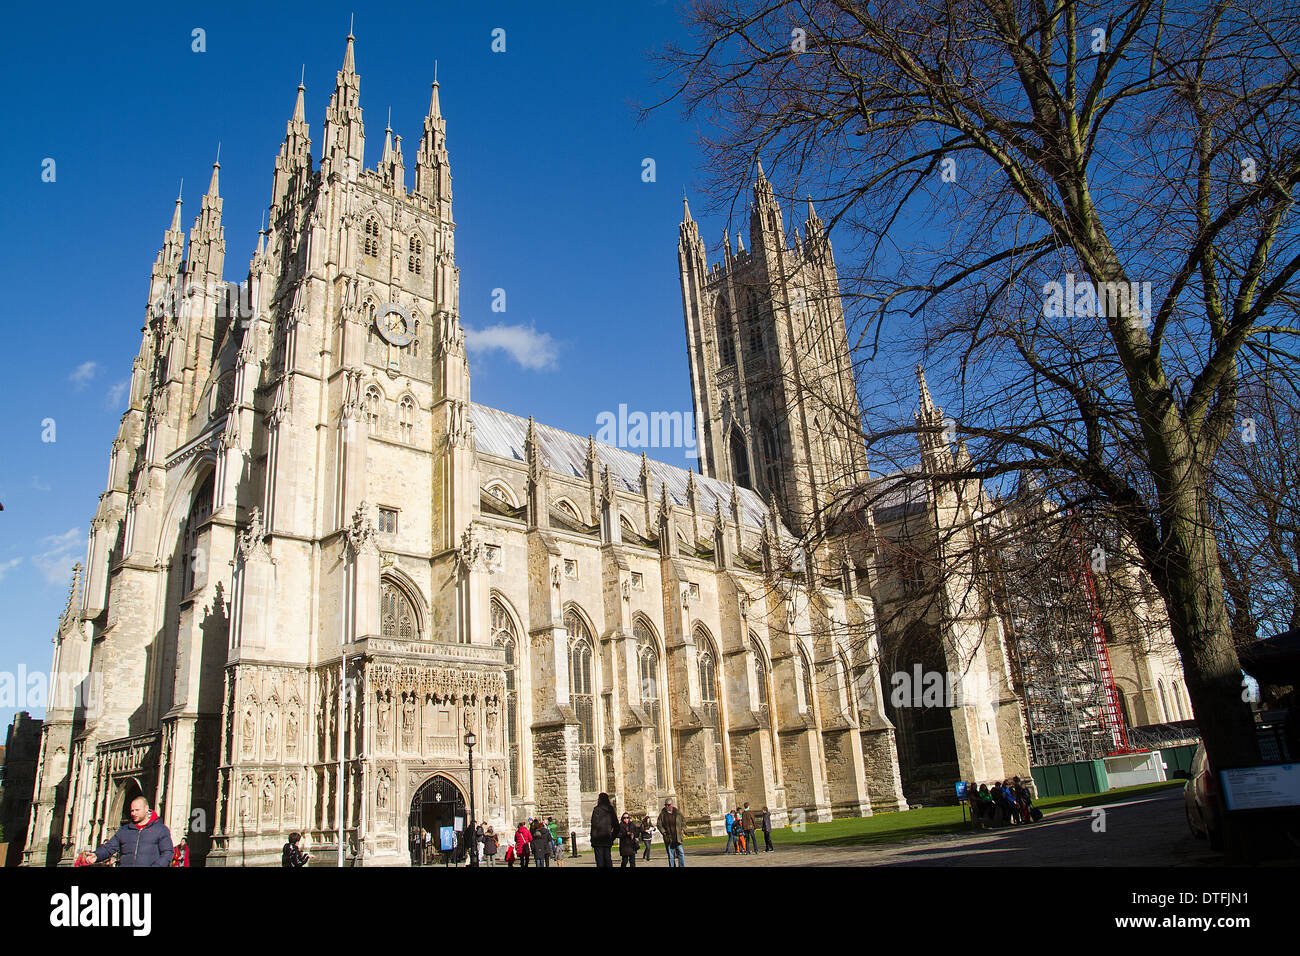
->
[[465, 730, 477, 868]]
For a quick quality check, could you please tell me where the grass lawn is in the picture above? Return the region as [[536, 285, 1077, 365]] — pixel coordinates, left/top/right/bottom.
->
[[681, 780, 1185, 850]]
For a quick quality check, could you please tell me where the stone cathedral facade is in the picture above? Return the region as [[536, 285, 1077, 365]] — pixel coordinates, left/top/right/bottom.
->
[[22, 35, 1186, 867]]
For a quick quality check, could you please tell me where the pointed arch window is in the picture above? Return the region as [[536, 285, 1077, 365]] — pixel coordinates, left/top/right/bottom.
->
[[635, 618, 665, 789], [716, 297, 736, 367], [1158, 680, 1169, 722], [745, 291, 763, 353], [381, 580, 417, 641], [566, 609, 597, 792], [838, 650, 856, 717], [181, 471, 215, 595], [398, 395, 416, 443], [364, 386, 383, 434], [408, 234, 423, 274], [697, 627, 726, 784], [492, 598, 521, 796], [797, 644, 814, 713], [751, 634, 778, 759], [759, 423, 781, 496], [730, 429, 752, 490]]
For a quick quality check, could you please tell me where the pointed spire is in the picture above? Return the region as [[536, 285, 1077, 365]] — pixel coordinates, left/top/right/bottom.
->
[[169, 182, 184, 232], [682, 193, 693, 222], [737, 231, 745, 253], [428, 78, 442, 119], [383, 106, 393, 160], [207, 155, 220, 199], [917, 364, 937, 419], [293, 77, 306, 123], [756, 156, 766, 181], [343, 25, 356, 73], [806, 195, 819, 221]]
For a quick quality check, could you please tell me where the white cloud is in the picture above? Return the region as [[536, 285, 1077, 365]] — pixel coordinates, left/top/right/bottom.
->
[[29, 475, 51, 492], [70, 361, 98, 389], [105, 379, 129, 409], [0, 557, 22, 582], [32, 527, 82, 586], [464, 323, 559, 371]]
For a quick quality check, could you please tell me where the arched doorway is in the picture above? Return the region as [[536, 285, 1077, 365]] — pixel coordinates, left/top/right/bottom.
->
[[408, 775, 466, 866], [107, 777, 146, 830]]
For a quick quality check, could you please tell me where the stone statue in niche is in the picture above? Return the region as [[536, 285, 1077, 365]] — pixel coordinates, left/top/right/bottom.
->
[[242, 707, 255, 754], [263, 778, 276, 818], [284, 776, 297, 817], [376, 771, 390, 810], [239, 776, 253, 822], [488, 769, 500, 808], [377, 693, 391, 737], [264, 710, 278, 752], [286, 711, 299, 756], [402, 694, 416, 736]]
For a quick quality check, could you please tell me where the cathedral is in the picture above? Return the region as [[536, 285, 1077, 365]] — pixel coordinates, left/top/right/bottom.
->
[[22, 34, 1189, 867]]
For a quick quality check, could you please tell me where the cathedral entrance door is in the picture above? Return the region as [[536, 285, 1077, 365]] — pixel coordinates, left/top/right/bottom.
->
[[408, 775, 466, 866]]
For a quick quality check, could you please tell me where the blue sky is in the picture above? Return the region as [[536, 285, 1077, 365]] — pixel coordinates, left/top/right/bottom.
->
[[0, 0, 773, 727]]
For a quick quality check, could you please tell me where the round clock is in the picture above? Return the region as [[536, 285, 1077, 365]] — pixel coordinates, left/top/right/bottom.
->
[[375, 301, 415, 347]]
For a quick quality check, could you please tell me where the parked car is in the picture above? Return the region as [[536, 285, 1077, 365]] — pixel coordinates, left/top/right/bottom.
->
[[1184, 709, 1295, 851]]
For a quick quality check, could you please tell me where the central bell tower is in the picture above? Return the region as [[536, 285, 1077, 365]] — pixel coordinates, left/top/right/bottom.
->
[[678, 165, 868, 540]]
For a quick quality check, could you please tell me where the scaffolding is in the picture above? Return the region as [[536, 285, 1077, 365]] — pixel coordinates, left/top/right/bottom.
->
[[1000, 522, 1129, 766]]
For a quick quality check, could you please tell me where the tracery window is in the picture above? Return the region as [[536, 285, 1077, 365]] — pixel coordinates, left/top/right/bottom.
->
[[635, 618, 665, 790], [697, 627, 726, 784], [381, 580, 417, 641], [730, 429, 752, 489], [364, 386, 382, 434], [716, 296, 736, 367], [567, 610, 597, 792], [398, 395, 415, 443], [797, 645, 814, 713], [408, 235, 423, 274], [751, 634, 778, 759], [492, 598, 521, 796], [746, 291, 763, 353], [181, 472, 215, 595], [759, 423, 781, 495]]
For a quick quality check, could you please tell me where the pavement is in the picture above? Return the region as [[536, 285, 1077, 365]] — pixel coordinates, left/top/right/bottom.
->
[[552, 788, 1226, 867]]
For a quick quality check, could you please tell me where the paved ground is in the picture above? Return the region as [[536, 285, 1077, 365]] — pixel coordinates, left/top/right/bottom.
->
[[552, 788, 1222, 867]]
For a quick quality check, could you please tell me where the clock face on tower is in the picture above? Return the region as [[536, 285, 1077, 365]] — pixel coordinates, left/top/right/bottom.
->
[[375, 302, 415, 347]]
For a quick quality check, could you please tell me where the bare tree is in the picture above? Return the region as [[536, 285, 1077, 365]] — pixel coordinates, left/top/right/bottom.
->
[[651, 0, 1300, 794]]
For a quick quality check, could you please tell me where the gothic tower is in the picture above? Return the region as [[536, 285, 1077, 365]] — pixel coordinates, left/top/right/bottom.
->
[[678, 165, 868, 544]]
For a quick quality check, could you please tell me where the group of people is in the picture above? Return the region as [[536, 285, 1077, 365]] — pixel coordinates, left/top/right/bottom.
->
[[723, 802, 773, 854], [503, 817, 568, 867], [965, 777, 1041, 828], [590, 793, 687, 867]]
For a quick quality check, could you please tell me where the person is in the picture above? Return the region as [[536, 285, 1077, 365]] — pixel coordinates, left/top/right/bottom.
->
[[761, 806, 773, 852], [547, 816, 561, 864], [656, 797, 686, 867], [170, 837, 190, 867], [590, 792, 619, 868], [531, 818, 552, 868], [617, 812, 640, 867], [723, 809, 736, 854], [741, 803, 757, 855], [977, 784, 994, 826], [514, 821, 533, 868], [732, 808, 747, 853], [483, 826, 499, 865], [504, 842, 517, 867], [78, 796, 172, 868], [554, 833, 565, 867], [282, 831, 309, 867], [640, 814, 654, 862]]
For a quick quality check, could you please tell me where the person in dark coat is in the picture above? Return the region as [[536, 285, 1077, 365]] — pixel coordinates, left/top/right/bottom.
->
[[617, 813, 640, 867], [282, 831, 310, 867], [640, 814, 654, 861], [78, 796, 173, 868], [531, 819, 552, 867], [761, 806, 774, 852], [655, 797, 686, 867], [589, 792, 619, 868]]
